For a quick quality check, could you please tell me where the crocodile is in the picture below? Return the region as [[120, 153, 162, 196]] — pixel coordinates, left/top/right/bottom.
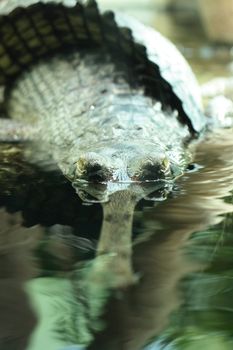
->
[[0, 0, 213, 203]]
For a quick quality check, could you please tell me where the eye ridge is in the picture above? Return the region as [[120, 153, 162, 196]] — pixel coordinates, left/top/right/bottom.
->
[[138, 161, 170, 181], [85, 163, 102, 173], [142, 163, 163, 174], [87, 173, 106, 183], [85, 164, 111, 183]]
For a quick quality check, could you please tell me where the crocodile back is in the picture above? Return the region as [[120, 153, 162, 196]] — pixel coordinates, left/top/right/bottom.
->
[[0, 0, 205, 133]]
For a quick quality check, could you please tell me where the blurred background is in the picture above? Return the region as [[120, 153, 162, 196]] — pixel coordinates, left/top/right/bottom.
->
[[98, 0, 200, 34], [98, 0, 233, 43], [97, 0, 233, 85], [99, 0, 233, 44]]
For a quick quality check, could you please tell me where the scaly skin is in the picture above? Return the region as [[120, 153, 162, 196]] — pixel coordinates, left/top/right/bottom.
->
[[0, 0, 204, 201], [7, 49, 191, 198]]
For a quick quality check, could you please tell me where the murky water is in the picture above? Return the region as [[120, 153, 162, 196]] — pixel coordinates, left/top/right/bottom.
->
[[1, 4, 233, 350]]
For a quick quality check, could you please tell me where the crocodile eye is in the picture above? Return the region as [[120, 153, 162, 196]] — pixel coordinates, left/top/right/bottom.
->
[[76, 159, 111, 183], [162, 158, 170, 172], [76, 157, 87, 177]]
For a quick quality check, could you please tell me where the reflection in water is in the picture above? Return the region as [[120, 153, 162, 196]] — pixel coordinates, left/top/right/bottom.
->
[[0, 210, 38, 350], [0, 129, 233, 350]]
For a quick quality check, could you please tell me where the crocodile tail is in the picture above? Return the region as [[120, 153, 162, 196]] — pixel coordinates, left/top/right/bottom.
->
[[0, 0, 143, 86]]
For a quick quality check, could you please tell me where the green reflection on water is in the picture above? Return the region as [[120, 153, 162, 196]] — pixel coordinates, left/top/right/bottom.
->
[[26, 278, 74, 350]]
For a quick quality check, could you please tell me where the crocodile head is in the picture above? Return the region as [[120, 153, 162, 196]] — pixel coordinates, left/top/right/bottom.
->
[[64, 140, 190, 202]]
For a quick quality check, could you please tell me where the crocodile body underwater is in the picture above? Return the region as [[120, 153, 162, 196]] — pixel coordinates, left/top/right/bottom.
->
[[0, 0, 223, 201]]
